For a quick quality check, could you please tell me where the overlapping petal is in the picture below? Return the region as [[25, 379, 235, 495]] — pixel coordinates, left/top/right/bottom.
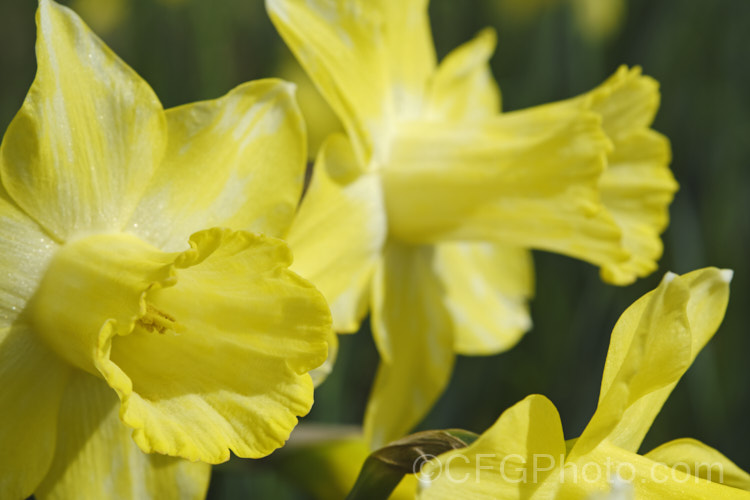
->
[[575, 268, 731, 454], [365, 242, 454, 448], [433, 241, 533, 355], [0, 0, 165, 241], [36, 370, 211, 500], [266, 0, 435, 164], [288, 134, 386, 333], [266, 0, 391, 164], [129, 79, 306, 250]]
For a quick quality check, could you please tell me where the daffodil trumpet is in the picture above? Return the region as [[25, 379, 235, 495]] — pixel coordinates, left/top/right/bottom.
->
[[0, 1, 331, 498], [268, 0, 678, 448]]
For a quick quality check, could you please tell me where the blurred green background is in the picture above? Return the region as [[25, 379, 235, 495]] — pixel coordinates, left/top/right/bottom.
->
[[1, 0, 748, 497]]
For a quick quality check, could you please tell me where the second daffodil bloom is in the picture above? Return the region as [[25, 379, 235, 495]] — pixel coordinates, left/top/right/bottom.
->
[[0, 1, 331, 499], [267, 0, 678, 446], [419, 268, 750, 499]]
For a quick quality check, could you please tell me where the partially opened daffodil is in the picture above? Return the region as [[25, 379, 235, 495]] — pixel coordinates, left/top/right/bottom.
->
[[267, 0, 677, 447], [419, 267, 750, 499], [0, 1, 330, 499]]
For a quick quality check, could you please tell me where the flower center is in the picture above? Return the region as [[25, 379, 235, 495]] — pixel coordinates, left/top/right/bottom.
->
[[137, 303, 183, 334], [29, 232, 177, 376]]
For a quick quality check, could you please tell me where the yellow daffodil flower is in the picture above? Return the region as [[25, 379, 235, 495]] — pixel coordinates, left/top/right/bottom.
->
[[0, 1, 331, 499], [267, 0, 677, 447], [419, 268, 750, 499]]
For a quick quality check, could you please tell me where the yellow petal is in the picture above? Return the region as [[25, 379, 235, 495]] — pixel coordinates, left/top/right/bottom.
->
[[266, 0, 435, 164], [0, 190, 58, 326], [433, 241, 533, 355], [276, 54, 344, 160], [0, 0, 165, 240], [560, 439, 749, 499], [377, 0, 436, 114], [383, 106, 628, 271], [365, 242, 454, 448], [562, 66, 677, 284], [288, 134, 386, 333], [576, 268, 731, 454], [645, 438, 750, 491], [418, 395, 565, 500], [0, 324, 71, 500], [29, 229, 330, 463], [36, 370, 211, 500], [129, 79, 306, 250], [0, 192, 64, 499], [426, 28, 501, 121]]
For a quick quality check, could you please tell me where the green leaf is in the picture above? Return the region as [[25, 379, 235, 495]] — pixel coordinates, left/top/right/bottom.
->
[[346, 429, 479, 500]]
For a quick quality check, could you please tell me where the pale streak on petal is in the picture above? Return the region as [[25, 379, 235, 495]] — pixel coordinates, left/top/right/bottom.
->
[[0, 0, 165, 240], [129, 80, 306, 250]]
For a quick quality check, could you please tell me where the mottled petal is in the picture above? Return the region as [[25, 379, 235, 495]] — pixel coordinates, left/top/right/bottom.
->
[[130, 80, 306, 249], [426, 28, 501, 121], [433, 241, 533, 355], [288, 134, 386, 333], [645, 438, 750, 491], [0, 0, 165, 240], [383, 106, 628, 271], [365, 242, 454, 448], [0, 324, 70, 500], [36, 370, 211, 500], [576, 268, 731, 454], [418, 395, 565, 500]]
